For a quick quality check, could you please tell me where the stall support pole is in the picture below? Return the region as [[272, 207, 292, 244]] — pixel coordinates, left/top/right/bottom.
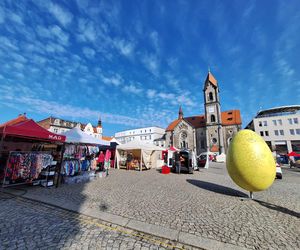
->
[[56, 143, 65, 188], [140, 150, 143, 171]]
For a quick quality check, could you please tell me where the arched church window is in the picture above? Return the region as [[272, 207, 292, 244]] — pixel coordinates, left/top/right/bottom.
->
[[211, 114, 216, 123], [212, 138, 217, 144], [209, 92, 213, 101]]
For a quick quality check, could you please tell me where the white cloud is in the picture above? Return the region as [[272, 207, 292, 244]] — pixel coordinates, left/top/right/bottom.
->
[[48, 2, 73, 27], [82, 47, 96, 58], [78, 18, 97, 42], [46, 43, 65, 53], [123, 84, 143, 95], [0, 36, 19, 51], [150, 31, 159, 51], [114, 39, 134, 57], [102, 74, 123, 87], [147, 89, 156, 99], [142, 53, 159, 76], [50, 25, 69, 46], [0, 84, 155, 127], [8, 12, 24, 25]]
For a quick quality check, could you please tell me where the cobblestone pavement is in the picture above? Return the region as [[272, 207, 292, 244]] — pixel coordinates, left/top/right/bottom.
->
[[4, 164, 300, 249], [0, 193, 198, 250]]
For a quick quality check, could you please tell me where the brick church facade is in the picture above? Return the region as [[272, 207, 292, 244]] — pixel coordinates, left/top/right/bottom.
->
[[165, 72, 242, 155]]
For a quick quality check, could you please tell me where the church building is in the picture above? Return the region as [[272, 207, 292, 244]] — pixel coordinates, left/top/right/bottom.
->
[[165, 72, 242, 155]]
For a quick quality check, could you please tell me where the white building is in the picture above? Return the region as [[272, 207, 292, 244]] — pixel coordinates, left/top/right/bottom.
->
[[38, 117, 103, 139], [245, 105, 300, 153], [115, 126, 165, 145]]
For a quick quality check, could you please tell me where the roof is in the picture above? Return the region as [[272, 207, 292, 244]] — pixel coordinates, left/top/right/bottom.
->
[[61, 128, 109, 145], [166, 110, 242, 131], [102, 136, 112, 141], [0, 118, 66, 142], [205, 72, 218, 88], [256, 105, 300, 117], [184, 115, 206, 129], [0, 115, 28, 127], [166, 118, 182, 131]]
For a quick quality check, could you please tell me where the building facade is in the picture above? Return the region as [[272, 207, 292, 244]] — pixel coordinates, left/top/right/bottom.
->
[[114, 126, 165, 145], [165, 72, 242, 155], [38, 117, 103, 139], [245, 105, 300, 154]]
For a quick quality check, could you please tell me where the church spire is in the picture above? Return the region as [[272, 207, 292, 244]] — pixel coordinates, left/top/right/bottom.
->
[[97, 115, 102, 127], [178, 105, 183, 119]]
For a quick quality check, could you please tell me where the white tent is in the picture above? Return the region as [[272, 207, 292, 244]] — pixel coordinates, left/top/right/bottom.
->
[[115, 140, 165, 171], [62, 128, 110, 146]]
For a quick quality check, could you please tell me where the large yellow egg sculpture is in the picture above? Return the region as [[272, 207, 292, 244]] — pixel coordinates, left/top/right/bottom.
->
[[226, 129, 276, 192]]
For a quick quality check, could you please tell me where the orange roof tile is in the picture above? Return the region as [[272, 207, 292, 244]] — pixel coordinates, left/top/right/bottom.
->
[[184, 115, 206, 129], [102, 136, 112, 141], [166, 119, 181, 131], [221, 110, 242, 126], [0, 115, 28, 127], [207, 72, 217, 87]]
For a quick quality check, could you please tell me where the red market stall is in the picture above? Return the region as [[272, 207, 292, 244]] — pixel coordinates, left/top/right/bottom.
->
[[0, 115, 66, 187]]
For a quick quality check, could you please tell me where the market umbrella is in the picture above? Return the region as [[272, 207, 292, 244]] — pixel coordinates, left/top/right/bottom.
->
[[287, 151, 300, 157]]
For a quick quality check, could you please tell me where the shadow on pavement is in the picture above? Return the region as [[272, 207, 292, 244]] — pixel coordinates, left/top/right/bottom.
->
[[187, 179, 248, 198], [254, 199, 300, 219]]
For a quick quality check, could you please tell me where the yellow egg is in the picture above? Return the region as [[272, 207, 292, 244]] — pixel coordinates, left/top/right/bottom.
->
[[226, 129, 276, 192]]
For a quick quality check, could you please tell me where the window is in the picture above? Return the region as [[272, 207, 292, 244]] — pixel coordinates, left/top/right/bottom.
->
[[272, 120, 277, 126], [150, 129, 151, 132], [296, 129, 300, 135], [149, 135, 151, 139], [279, 130, 284, 135], [227, 118, 232, 121], [265, 131, 269, 136], [140, 130, 142, 133], [263, 121, 268, 126], [54, 128, 58, 133], [290, 129, 295, 135], [228, 112, 232, 115], [274, 130, 279, 136], [212, 138, 217, 144], [288, 118, 293, 125], [294, 118, 298, 124], [211, 114, 216, 123], [140, 136, 143, 140], [209, 92, 213, 101], [260, 131, 264, 136], [259, 121, 262, 127], [278, 119, 282, 125]]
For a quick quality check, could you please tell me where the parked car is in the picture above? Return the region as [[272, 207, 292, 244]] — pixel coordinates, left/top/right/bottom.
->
[[197, 152, 217, 168], [276, 163, 282, 179]]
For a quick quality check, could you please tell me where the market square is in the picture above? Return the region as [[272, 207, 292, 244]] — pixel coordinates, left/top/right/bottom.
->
[[2, 163, 299, 249]]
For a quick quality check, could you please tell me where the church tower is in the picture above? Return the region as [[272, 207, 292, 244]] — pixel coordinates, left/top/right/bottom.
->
[[178, 105, 183, 119], [96, 115, 102, 137], [203, 71, 224, 154]]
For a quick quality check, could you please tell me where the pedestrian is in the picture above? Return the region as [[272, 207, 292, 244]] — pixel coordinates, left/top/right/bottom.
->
[[97, 151, 105, 172], [126, 152, 133, 170], [104, 149, 111, 176]]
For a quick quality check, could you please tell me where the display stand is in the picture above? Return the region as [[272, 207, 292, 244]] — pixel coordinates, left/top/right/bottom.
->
[[40, 161, 57, 187]]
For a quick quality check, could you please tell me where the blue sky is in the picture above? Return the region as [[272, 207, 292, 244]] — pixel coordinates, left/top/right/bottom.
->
[[0, 0, 300, 136]]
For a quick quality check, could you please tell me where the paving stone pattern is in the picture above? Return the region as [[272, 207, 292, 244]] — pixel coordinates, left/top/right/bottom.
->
[[0, 193, 197, 250], [5, 163, 300, 250]]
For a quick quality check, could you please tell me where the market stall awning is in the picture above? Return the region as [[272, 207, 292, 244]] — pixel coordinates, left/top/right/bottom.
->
[[0, 118, 66, 142], [61, 128, 110, 145]]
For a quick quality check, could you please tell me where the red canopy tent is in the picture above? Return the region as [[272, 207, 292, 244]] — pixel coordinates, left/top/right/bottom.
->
[[0, 118, 66, 142]]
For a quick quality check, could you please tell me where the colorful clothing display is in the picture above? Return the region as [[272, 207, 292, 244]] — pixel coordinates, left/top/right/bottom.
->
[[5, 152, 53, 183], [62, 160, 81, 176]]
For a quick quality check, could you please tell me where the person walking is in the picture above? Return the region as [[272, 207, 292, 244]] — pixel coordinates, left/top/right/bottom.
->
[[104, 149, 111, 176], [97, 151, 105, 172]]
